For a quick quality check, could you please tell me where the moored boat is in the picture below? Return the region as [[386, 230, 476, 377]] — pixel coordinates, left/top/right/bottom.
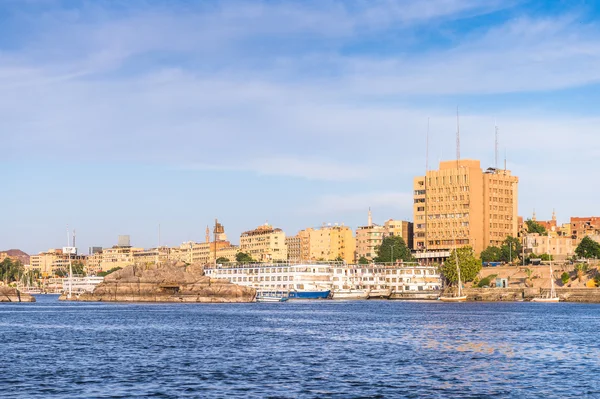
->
[[531, 265, 560, 302], [288, 289, 330, 299], [368, 288, 391, 299], [332, 289, 369, 300], [256, 291, 289, 302]]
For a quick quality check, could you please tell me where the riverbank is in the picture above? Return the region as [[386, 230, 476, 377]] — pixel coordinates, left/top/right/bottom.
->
[[0, 286, 36, 302]]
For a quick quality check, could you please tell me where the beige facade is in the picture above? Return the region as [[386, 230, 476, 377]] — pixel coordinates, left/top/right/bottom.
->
[[285, 236, 302, 261], [86, 252, 103, 275], [240, 224, 287, 262], [30, 249, 88, 277], [356, 210, 413, 260], [299, 224, 355, 263], [571, 217, 600, 244], [216, 245, 240, 262], [100, 246, 144, 270], [356, 225, 385, 260], [524, 233, 575, 260], [175, 241, 235, 265], [413, 160, 519, 255]]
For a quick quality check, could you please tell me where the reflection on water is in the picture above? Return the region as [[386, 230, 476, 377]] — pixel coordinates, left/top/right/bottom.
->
[[1, 296, 599, 398]]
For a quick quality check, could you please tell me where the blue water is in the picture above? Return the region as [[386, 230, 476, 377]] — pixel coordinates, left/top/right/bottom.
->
[[1, 296, 600, 398]]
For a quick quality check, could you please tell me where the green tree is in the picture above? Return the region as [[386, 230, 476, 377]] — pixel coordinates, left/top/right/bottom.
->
[[561, 272, 570, 285], [480, 246, 502, 263], [358, 256, 369, 265], [374, 236, 413, 263], [525, 219, 547, 235], [235, 252, 255, 263], [216, 257, 229, 264], [440, 246, 481, 284], [500, 236, 522, 263], [524, 268, 534, 286], [575, 236, 600, 259], [334, 256, 344, 262], [71, 260, 86, 276], [0, 258, 24, 284], [575, 263, 589, 282]]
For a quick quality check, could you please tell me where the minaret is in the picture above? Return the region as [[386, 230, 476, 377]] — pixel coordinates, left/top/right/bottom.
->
[[552, 209, 556, 222], [205, 226, 210, 243], [368, 208, 372, 227], [532, 209, 537, 221]]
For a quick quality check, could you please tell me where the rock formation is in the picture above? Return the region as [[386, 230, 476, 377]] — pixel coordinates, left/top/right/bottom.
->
[[60, 261, 255, 303], [0, 286, 36, 302]]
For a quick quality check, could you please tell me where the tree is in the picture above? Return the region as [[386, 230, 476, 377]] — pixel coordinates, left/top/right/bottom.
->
[[525, 219, 547, 235], [440, 246, 481, 284], [235, 252, 255, 263], [334, 256, 344, 262], [0, 258, 24, 284], [72, 260, 86, 276], [500, 236, 522, 263], [575, 236, 600, 259], [358, 256, 369, 265], [216, 257, 229, 264], [561, 272, 570, 285], [525, 268, 534, 286], [374, 236, 413, 263], [575, 263, 589, 282], [480, 246, 502, 263]]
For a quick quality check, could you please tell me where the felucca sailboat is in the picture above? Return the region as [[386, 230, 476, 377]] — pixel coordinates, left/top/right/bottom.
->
[[531, 265, 559, 302]]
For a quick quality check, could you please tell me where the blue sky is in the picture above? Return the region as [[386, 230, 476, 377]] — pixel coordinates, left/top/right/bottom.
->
[[2, 0, 600, 255]]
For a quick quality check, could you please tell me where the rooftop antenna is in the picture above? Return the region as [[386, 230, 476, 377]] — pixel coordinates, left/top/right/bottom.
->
[[456, 106, 461, 168], [73, 229, 76, 249], [495, 121, 499, 169], [426, 117, 430, 172], [66, 224, 70, 247], [504, 148, 507, 171]]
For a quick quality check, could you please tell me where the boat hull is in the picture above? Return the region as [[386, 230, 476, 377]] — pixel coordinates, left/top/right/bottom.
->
[[438, 295, 468, 302], [256, 297, 288, 303], [332, 290, 369, 300], [288, 290, 331, 300], [531, 297, 560, 303], [368, 288, 391, 299]]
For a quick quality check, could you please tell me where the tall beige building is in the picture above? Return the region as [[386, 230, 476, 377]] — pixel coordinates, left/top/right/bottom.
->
[[413, 159, 518, 255], [240, 223, 287, 262], [297, 224, 355, 263]]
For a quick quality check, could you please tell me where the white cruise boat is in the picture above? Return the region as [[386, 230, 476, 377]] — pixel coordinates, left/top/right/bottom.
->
[[205, 263, 332, 299], [61, 276, 104, 295]]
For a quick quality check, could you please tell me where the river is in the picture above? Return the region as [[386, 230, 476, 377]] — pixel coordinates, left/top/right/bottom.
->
[[1, 295, 599, 398]]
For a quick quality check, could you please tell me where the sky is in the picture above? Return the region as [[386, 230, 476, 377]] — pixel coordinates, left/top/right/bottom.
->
[[2, 0, 600, 255]]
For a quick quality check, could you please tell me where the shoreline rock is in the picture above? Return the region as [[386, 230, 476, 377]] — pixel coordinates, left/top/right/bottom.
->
[[0, 286, 36, 302], [60, 261, 255, 303]]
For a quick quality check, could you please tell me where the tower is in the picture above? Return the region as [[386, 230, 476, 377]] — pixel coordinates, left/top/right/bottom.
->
[[205, 226, 210, 243], [368, 208, 372, 227]]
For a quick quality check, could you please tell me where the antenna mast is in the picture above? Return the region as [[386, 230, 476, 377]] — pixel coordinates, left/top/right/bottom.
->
[[495, 123, 499, 169], [456, 106, 461, 168]]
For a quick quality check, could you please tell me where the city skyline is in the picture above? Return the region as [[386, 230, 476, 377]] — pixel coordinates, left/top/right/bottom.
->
[[3, 1, 600, 253]]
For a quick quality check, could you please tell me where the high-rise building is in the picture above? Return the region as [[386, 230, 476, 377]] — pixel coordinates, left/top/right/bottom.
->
[[413, 159, 518, 255]]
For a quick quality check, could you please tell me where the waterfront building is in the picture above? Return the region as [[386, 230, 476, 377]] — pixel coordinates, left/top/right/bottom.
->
[[524, 233, 575, 260], [240, 223, 287, 262], [570, 216, 600, 244], [413, 159, 519, 256], [30, 249, 87, 277], [296, 224, 356, 263], [86, 251, 103, 275], [285, 235, 302, 262], [100, 246, 144, 270], [355, 209, 413, 261]]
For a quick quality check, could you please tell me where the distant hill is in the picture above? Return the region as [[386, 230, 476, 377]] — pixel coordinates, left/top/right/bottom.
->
[[0, 249, 30, 265]]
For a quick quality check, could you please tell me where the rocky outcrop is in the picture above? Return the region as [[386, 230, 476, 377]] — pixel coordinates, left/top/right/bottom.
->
[[60, 261, 255, 303], [0, 286, 36, 302]]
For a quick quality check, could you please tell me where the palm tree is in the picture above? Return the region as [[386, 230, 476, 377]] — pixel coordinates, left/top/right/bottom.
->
[[524, 268, 534, 287], [575, 263, 589, 283]]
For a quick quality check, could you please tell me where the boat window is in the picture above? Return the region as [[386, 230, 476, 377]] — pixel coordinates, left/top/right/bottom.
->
[[297, 284, 304, 290]]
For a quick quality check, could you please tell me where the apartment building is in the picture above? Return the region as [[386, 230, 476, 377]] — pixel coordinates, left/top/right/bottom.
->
[[524, 233, 575, 260], [413, 159, 518, 255], [571, 217, 600, 244], [355, 210, 413, 260], [30, 249, 87, 277], [285, 235, 302, 262], [296, 224, 355, 263], [240, 223, 287, 262]]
